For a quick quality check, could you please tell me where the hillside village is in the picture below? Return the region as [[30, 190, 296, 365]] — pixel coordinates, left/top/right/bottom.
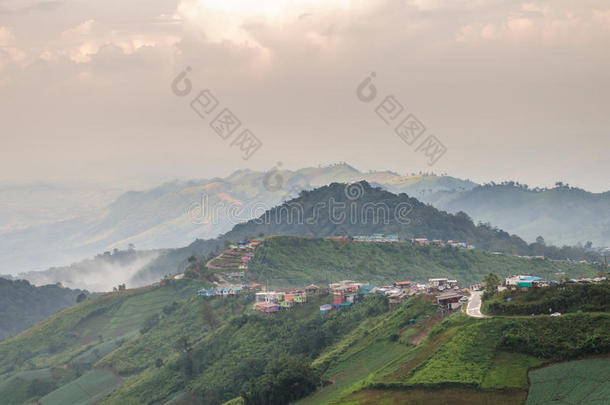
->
[[192, 234, 608, 316], [0, 233, 607, 405]]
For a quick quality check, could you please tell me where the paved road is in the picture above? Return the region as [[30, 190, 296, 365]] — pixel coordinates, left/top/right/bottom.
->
[[466, 291, 488, 318]]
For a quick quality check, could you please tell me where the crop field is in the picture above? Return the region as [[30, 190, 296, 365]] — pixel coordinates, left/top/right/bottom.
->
[[102, 286, 193, 338], [526, 358, 610, 405], [70, 335, 134, 368], [301, 341, 410, 405], [0, 368, 54, 405], [39, 369, 122, 405], [481, 352, 544, 389], [407, 320, 503, 386], [334, 387, 526, 405]]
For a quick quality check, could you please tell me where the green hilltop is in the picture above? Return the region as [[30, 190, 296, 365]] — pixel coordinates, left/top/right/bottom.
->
[[245, 236, 601, 288]]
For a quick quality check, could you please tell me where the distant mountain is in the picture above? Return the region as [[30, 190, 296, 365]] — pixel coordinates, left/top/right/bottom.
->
[[19, 181, 603, 291], [224, 182, 601, 262], [0, 278, 88, 340], [431, 183, 610, 248], [0, 164, 473, 274], [0, 182, 123, 234]]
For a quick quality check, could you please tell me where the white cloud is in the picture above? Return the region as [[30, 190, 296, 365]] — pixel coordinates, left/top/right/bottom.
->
[[0, 26, 26, 71], [55, 19, 180, 63]]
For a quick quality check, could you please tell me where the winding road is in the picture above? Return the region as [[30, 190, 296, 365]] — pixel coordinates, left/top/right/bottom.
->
[[466, 291, 489, 318]]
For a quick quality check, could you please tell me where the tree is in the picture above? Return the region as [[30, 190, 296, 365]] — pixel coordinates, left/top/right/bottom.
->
[[174, 336, 194, 378], [140, 313, 160, 334], [483, 273, 501, 300], [536, 236, 546, 245], [585, 241, 593, 250], [174, 336, 192, 354], [200, 301, 219, 330], [76, 293, 87, 303], [241, 355, 320, 405]]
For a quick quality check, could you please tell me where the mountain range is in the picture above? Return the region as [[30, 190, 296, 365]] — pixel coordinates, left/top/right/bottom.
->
[[14, 181, 603, 292], [1, 164, 608, 278]]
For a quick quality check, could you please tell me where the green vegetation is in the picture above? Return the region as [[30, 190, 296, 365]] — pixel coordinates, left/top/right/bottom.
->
[[408, 320, 504, 386], [39, 369, 122, 405], [226, 182, 603, 263], [500, 314, 610, 360], [0, 277, 88, 340], [240, 355, 320, 405], [247, 236, 599, 287], [0, 237, 608, 405], [485, 282, 610, 315], [302, 312, 610, 405], [102, 294, 390, 405], [481, 352, 543, 389], [526, 358, 610, 405], [0, 279, 207, 405], [333, 387, 527, 405]]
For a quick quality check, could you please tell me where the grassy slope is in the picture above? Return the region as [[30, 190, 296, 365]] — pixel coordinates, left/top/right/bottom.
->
[[0, 279, 208, 405], [99, 294, 390, 405], [298, 297, 437, 405], [301, 311, 610, 405], [247, 236, 600, 288]]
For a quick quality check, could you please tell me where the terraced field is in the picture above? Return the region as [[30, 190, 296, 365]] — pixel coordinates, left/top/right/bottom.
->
[[526, 358, 610, 405], [39, 369, 122, 405]]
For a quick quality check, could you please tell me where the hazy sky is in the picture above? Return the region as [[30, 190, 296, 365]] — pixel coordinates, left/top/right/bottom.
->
[[1, 0, 609, 191]]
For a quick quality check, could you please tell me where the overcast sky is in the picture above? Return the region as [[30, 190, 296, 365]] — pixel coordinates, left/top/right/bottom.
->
[[1, 0, 609, 191]]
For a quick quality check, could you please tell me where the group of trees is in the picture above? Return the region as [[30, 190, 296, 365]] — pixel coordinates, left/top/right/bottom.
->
[[159, 294, 390, 404], [486, 283, 610, 315], [240, 356, 320, 405]]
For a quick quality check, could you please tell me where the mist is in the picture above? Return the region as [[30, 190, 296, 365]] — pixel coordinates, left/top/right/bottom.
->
[[15, 250, 161, 292]]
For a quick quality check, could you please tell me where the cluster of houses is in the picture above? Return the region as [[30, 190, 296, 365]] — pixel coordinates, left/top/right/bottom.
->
[[353, 234, 399, 243], [327, 280, 377, 310], [348, 235, 476, 249], [198, 275, 470, 315], [504, 275, 545, 287], [223, 238, 265, 270], [413, 238, 475, 249], [322, 277, 467, 313], [504, 274, 608, 288], [197, 283, 263, 297], [254, 285, 319, 313]]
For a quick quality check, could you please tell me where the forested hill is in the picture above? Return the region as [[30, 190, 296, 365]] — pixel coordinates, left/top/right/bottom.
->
[[17, 182, 603, 291], [225, 182, 601, 262], [435, 183, 610, 248], [0, 278, 88, 340]]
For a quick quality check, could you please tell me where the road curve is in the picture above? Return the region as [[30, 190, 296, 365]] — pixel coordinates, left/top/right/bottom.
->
[[466, 291, 489, 318]]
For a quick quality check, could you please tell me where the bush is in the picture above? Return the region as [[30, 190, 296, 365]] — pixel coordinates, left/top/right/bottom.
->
[[139, 313, 160, 334]]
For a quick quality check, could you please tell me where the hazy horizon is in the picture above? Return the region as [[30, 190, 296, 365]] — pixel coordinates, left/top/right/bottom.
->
[[1, 0, 609, 192], [0, 162, 608, 194]]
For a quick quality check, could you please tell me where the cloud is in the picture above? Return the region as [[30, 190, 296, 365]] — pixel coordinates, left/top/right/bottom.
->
[[454, 2, 609, 44], [174, 0, 374, 71], [0, 26, 25, 71], [54, 19, 180, 63]]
